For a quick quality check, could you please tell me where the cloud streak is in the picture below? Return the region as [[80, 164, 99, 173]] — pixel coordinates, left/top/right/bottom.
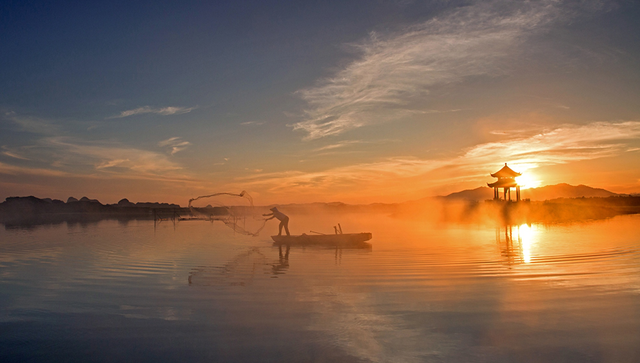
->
[[158, 137, 191, 155], [0, 137, 192, 183], [0, 161, 71, 177], [42, 138, 185, 177], [242, 121, 640, 200], [0, 111, 192, 183], [311, 140, 365, 152], [463, 121, 640, 169], [1, 146, 30, 160], [3, 112, 60, 135], [108, 106, 195, 119], [241, 121, 266, 126], [291, 0, 575, 139]]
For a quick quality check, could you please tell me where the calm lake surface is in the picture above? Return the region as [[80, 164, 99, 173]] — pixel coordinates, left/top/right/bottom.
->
[[1, 212, 640, 362]]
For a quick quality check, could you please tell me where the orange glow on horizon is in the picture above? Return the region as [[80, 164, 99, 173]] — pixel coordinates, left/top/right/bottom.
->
[[516, 172, 542, 190]]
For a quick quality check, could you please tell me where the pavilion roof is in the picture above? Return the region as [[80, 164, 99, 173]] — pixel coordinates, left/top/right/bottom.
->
[[490, 163, 521, 178], [488, 179, 518, 188]]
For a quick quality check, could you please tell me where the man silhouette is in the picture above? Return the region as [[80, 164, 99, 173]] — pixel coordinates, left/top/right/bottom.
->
[[263, 207, 290, 236]]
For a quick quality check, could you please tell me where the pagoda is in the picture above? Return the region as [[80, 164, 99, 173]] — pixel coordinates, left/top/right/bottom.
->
[[488, 163, 521, 202]]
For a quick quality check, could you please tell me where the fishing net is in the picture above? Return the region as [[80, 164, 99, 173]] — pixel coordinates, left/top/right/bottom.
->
[[187, 191, 267, 236]]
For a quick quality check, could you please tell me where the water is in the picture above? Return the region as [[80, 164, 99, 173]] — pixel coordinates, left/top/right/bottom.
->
[[1, 213, 640, 362]]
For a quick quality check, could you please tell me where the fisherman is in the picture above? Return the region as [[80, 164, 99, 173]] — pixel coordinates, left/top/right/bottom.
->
[[263, 207, 290, 236]]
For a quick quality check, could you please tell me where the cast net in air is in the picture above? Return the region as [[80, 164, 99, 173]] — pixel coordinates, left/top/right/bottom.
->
[[187, 191, 267, 236]]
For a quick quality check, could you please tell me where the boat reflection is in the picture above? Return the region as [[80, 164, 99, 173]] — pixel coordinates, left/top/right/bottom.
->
[[496, 224, 537, 267], [188, 242, 371, 286], [188, 247, 269, 287]]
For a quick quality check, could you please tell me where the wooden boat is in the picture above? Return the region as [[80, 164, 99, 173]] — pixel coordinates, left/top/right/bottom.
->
[[271, 232, 372, 246]]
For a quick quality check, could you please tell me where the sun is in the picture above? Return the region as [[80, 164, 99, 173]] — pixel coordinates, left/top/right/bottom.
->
[[515, 173, 541, 190]]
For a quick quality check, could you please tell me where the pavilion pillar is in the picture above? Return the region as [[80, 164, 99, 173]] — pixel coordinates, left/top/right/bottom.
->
[[516, 186, 521, 202]]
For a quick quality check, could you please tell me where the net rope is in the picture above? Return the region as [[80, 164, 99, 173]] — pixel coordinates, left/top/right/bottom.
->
[[187, 191, 267, 236]]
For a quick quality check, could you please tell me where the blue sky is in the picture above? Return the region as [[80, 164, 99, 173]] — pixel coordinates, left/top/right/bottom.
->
[[2, 0, 640, 204]]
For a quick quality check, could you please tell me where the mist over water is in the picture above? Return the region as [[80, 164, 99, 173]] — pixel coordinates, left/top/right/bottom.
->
[[1, 212, 640, 362]]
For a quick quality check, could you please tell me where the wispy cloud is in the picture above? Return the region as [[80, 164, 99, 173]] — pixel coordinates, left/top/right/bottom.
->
[[41, 137, 185, 176], [3, 111, 60, 135], [158, 137, 191, 155], [242, 121, 640, 199], [309, 139, 400, 153], [291, 0, 577, 139], [108, 106, 195, 119], [0, 112, 190, 181], [462, 121, 640, 169], [0, 161, 70, 177], [422, 109, 463, 114], [241, 121, 266, 126], [0, 138, 189, 182], [311, 140, 364, 152], [1, 146, 30, 160]]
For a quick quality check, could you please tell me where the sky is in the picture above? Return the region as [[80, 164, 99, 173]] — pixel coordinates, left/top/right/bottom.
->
[[1, 0, 640, 205]]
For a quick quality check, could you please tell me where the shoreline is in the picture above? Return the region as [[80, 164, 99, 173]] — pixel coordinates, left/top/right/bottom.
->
[[2, 195, 640, 229]]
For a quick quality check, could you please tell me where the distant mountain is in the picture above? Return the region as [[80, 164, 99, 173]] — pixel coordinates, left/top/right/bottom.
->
[[442, 187, 494, 201], [442, 184, 618, 201], [522, 183, 617, 200]]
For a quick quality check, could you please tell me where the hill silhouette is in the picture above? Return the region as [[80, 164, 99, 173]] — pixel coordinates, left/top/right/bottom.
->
[[442, 183, 618, 202], [0, 196, 183, 228]]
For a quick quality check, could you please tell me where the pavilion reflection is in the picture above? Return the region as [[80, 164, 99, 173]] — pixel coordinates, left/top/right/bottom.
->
[[496, 224, 535, 267]]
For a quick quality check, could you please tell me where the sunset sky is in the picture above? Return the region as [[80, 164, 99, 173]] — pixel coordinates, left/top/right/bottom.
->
[[2, 0, 640, 205]]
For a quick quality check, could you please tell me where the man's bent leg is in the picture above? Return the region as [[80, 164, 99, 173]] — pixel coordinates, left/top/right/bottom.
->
[[284, 221, 290, 236]]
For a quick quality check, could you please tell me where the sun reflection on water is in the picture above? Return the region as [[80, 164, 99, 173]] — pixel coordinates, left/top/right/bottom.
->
[[496, 224, 539, 266], [517, 224, 536, 263]]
